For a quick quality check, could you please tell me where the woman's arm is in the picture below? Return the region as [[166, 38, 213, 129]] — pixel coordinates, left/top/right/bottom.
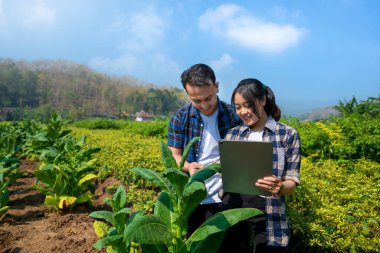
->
[[255, 176, 297, 195]]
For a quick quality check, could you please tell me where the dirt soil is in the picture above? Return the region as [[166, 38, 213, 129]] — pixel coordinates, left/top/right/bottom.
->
[[0, 159, 124, 253]]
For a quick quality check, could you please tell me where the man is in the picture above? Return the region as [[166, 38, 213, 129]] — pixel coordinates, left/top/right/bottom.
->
[[167, 63, 241, 234]]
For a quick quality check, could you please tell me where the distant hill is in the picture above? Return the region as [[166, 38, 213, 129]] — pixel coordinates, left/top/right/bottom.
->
[[296, 106, 340, 121], [0, 58, 187, 120]]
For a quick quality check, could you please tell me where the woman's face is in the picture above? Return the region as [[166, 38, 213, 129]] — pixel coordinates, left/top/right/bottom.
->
[[234, 92, 266, 129]]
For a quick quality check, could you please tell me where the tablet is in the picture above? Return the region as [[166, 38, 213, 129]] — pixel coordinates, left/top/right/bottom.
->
[[219, 139, 273, 196]]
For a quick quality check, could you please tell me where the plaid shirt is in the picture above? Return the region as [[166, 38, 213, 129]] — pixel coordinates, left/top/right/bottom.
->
[[224, 117, 301, 247], [167, 97, 241, 163]]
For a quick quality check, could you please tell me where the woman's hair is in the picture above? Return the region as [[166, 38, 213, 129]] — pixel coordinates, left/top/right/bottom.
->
[[181, 63, 216, 89], [231, 78, 281, 121]]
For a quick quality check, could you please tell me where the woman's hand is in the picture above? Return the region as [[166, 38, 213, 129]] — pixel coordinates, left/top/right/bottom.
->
[[255, 175, 283, 194]]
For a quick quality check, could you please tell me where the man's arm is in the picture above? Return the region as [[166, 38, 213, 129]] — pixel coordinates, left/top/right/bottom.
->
[[169, 146, 203, 175]]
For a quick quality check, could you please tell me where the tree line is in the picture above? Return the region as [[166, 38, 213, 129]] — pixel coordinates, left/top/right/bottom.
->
[[0, 58, 187, 120]]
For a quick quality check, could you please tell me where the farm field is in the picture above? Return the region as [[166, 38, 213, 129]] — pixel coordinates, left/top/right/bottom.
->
[[0, 158, 122, 253], [0, 97, 379, 253]]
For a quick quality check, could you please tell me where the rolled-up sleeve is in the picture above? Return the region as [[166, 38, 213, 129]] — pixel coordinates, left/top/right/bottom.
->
[[284, 128, 301, 185]]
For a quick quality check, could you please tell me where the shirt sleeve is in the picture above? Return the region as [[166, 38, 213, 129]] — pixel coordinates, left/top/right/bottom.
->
[[167, 113, 184, 149], [284, 128, 301, 184]]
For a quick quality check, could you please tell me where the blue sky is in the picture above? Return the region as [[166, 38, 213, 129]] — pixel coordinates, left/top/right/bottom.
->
[[0, 0, 379, 116]]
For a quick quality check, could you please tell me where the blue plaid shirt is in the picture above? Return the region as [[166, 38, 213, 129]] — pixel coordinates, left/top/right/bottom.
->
[[167, 97, 241, 163], [224, 117, 301, 247]]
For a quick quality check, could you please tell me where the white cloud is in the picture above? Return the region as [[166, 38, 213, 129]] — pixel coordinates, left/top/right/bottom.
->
[[23, 0, 56, 28], [96, 6, 181, 85], [108, 9, 165, 52], [199, 4, 306, 53], [211, 53, 233, 71]]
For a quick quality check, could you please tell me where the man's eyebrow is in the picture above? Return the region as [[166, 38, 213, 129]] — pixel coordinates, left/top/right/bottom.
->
[[204, 94, 213, 100], [189, 93, 213, 101]]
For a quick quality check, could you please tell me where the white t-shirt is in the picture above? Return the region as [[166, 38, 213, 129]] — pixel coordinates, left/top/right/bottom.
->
[[198, 110, 222, 204], [248, 129, 264, 141]]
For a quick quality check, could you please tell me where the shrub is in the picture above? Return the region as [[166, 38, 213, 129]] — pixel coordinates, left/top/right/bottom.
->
[[287, 158, 380, 252]]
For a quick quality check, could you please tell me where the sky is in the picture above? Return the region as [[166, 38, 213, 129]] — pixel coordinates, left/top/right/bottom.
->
[[0, 0, 379, 116]]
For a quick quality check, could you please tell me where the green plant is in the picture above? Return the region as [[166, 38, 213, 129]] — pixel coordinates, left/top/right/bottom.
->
[[126, 137, 262, 253], [32, 136, 100, 210], [0, 155, 21, 217], [287, 158, 380, 252], [22, 112, 71, 158], [90, 185, 141, 253], [72, 118, 125, 130]]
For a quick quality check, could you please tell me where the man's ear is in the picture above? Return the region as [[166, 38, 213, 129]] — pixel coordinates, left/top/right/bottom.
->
[[215, 81, 219, 92]]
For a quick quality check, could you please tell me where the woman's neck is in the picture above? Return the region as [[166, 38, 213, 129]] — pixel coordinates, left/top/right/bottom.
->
[[250, 113, 268, 132]]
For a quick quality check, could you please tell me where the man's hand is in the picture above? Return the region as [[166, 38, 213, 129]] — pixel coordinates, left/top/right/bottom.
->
[[183, 162, 203, 175]]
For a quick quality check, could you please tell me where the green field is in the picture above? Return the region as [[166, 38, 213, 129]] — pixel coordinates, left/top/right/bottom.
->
[[1, 97, 379, 252]]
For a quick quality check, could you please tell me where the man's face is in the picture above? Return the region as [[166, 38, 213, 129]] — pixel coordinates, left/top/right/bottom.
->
[[185, 81, 219, 116]]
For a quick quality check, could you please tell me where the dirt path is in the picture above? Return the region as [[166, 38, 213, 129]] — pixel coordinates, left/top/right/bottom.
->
[[0, 159, 121, 253]]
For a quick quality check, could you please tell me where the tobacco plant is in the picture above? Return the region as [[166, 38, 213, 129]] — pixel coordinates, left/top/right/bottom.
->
[[0, 155, 21, 217], [90, 185, 141, 253], [22, 112, 71, 159], [125, 137, 263, 253], [32, 136, 100, 210]]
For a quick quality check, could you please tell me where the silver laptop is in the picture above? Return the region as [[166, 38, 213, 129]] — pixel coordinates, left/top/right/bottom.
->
[[219, 139, 273, 196]]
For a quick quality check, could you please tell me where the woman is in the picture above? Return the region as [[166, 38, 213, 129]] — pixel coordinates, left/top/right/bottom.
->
[[220, 78, 301, 253]]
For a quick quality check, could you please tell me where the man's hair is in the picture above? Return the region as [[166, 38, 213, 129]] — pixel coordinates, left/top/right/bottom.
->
[[181, 63, 216, 89]]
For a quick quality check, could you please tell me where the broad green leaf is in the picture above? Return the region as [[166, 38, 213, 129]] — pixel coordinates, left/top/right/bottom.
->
[[59, 129, 72, 138], [92, 235, 124, 250], [126, 211, 143, 225], [32, 184, 49, 195], [0, 169, 4, 182], [187, 231, 225, 253], [104, 197, 114, 209], [45, 195, 59, 208], [141, 244, 169, 253], [130, 168, 171, 192], [163, 168, 188, 194], [0, 206, 9, 217], [160, 141, 178, 169], [90, 210, 115, 225], [40, 148, 59, 161], [33, 166, 55, 186], [93, 220, 110, 238], [114, 208, 131, 233], [85, 158, 97, 167], [78, 173, 97, 186], [113, 185, 127, 211], [187, 208, 262, 245], [188, 164, 221, 185], [176, 181, 206, 227], [52, 173, 64, 196], [124, 215, 172, 244], [154, 191, 174, 226], [76, 193, 92, 203], [58, 196, 77, 209], [53, 164, 70, 181], [179, 137, 200, 169], [0, 190, 9, 207]]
